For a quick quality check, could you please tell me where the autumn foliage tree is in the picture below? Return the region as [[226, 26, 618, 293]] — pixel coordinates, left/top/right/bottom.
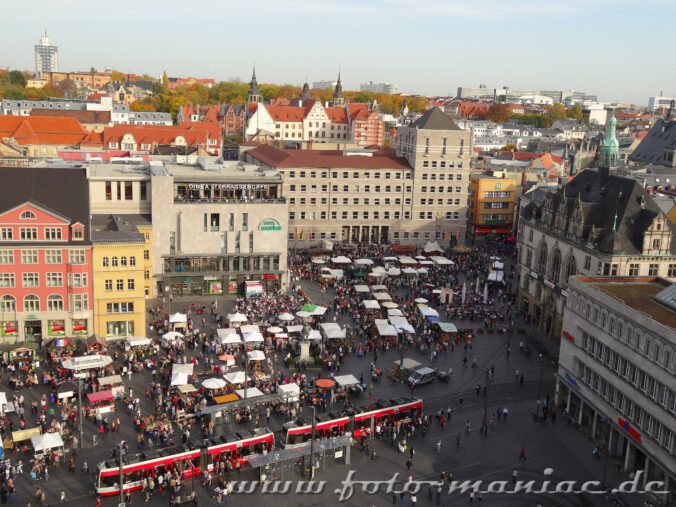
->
[[486, 103, 511, 123]]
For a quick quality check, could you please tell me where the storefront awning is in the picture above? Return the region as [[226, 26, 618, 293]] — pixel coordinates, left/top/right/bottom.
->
[[87, 390, 114, 404]]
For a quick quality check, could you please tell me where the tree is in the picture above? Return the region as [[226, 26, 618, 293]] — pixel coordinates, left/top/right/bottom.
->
[[545, 103, 568, 124], [90, 67, 97, 74], [486, 103, 511, 123], [501, 143, 517, 152], [1, 87, 26, 100], [130, 101, 156, 112], [8, 70, 27, 88], [57, 78, 77, 95], [111, 70, 125, 83], [567, 104, 583, 121], [161, 71, 170, 92], [352, 92, 373, 103]]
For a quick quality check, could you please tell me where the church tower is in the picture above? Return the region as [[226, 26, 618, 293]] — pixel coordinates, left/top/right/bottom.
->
[[599, 109, 619, 169], [247, 66, 261, 104], [332, 71, 346, 107], [300, 80, 311, 101]]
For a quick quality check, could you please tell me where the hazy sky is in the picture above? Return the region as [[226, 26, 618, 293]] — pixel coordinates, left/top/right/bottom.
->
[[3, 0, 675, 105]]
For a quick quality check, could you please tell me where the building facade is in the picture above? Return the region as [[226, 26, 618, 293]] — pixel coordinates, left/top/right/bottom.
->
[[245, 107, 471, 246], [556, 276, 675, 502], [0, 168, 93, 344], [468, 172, 520, 237], [87, 158, 288, 296], [91, 216, 147, 339], [359, 82, 399, 94], [34, 32, 58, 76]]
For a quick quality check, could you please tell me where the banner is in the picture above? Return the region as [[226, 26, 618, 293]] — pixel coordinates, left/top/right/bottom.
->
[[207, 280, 223, 295], [0, 321, 18, 338], [72, 319, 88, 335], [48, 320, 66, 336], [227, 280, 238, 294]]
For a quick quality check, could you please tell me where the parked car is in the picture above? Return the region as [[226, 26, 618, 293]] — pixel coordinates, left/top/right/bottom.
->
[[407, 367, 437, 387]]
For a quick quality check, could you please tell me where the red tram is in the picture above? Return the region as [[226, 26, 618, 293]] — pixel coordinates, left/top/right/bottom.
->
[[96, 428, 274, 496], [281, 397, 422, 447]]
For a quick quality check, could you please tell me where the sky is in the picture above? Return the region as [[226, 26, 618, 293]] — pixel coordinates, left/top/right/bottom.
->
[[3, 0, 675, 105]]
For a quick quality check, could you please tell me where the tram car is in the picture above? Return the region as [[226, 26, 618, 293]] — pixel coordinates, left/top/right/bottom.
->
[[281, 397, 422, 447], [96, 428, 274, 496]]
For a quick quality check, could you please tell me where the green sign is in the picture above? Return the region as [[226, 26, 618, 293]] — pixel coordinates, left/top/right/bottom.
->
[[26, 315, 38, 321], [1, 321, 18, 338], [258, 219, 282, 231]]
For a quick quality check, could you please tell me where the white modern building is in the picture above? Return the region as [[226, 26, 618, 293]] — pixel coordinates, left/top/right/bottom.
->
[[312, 80, 337, 90], [648, 96, 676, 112], [556, 276, 675, 503], [34, 31, 58, 76], [360, 82, 399, 94]]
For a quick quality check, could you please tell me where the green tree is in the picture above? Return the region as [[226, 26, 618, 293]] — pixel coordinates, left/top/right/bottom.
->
[[8, 70, 27, 87], [130, 100, 157, 112], [90, 67, 97, 73], [111, 70, 125, 83], [161, 71, 170, 91], [545, 103, 568, 124], [567, 104, 583, 121], [486, 103, 511, 123], [352, 92, 373, 103]]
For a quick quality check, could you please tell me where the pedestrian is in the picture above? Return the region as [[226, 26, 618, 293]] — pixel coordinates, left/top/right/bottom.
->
[[59, 491, 66, 505], [406, 458, 412, 472], [435, 484, 442, 505], [411, 494, 417, 506], [514, 369, 520, 381], [466, 420, 471, 433], [409, 446, 415, 460], [512, 469, 518, 483], [436, 440, 441, 454], [502, 407, 509, 421], [519, 446, 527, 462]]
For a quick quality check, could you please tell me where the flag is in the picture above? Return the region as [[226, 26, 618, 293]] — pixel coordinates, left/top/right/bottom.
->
[[294, 227, 298, 240], [300, 230, 304, 240], [442, 230, 446, 240]]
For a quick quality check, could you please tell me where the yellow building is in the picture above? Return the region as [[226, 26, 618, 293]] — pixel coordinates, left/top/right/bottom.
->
[[91, 215, 149, 339], [136, 222, 154, 299], [467, 172, 521, 237]]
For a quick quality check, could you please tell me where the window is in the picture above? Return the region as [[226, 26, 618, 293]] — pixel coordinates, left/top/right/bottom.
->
[[144, 270, 150, 280], [242, 213, 249, 232], [72, 227, 83, 240], [105, 279, 113, 291], [628, 263, 639, 276], [652, 239, 661, 250], [69, 249, 86, 264], [129, 256, 136, 266], [120, 256, 127, 266], [140, 181, 147, 200], [584, 255, 591, 270], [71, 293, 88, 312], [0, 250, 14, 264], [127, 279, 135, 290], [144, 250, 149, 261], [112, 256, 118, 267], [47, 294, 64, 311], [648, 264, 659, 276], [210, 213, 220, 232], [0, 228, 12, 240], [45, 228, 62, 240], [46, 272, 63, 287], [0, 273, 15, 288], [0, 295, 15, 312], [116, 279, 124, 290], [21, 250, 38, 264], [20, 227, 37, 240], [20, 210, 36, 219], [124, 181, 133, 200], [105, 182, 112, 200], [23, 295, 39, 312]]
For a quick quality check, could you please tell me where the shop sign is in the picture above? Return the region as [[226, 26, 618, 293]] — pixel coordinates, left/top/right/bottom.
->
[[48, 320, 66, 336], [530, 271, 539, 280], [258, 219, 282, 231], [560, 289, 568, 298], [543, 278, 555, 290], [72, 319, 88, 335], [26, 315, 38, 321], [245, 281, 264, 298], [0, 321, 18, 337], [187, 183, 264, 190], [207, 280, 223, 295], [564, 372, 577, 387], [227, 280, 238, 294]]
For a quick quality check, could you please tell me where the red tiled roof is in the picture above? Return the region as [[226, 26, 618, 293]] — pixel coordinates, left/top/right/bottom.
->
[[0, 116, 87, 146], [103, 122, 218, 147], [325, 107, 348, 124], [81, 130, 104, 147], [248, 144, 410, 170], [266, 105, 306, 122], [270, 98, 291, 106]]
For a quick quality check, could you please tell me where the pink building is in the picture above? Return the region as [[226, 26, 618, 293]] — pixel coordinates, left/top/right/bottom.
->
[[0, 168, 93, 344]]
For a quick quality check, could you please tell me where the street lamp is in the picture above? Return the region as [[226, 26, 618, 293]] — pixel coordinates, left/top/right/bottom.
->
[[535, 354, 544, 421], [481, 368, 489, 436], [309, 405, 317, 478]]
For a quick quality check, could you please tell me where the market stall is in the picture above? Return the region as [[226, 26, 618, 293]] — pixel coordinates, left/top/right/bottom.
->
[[45, 338, 76, 364], [217, 328, 241, 345], [85, 334, 107, 353], [31, 432, 64, 458], [97, 374, 125, 397], [235, 387, 264, 399], [85, 389, 115, 416], [278, 382, 300, 403], [169, 313, 188, 332], [8, 427, 40, 454]]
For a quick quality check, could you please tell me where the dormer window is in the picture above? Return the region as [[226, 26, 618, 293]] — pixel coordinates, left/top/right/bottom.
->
[[72, 224, 84, 241], [20, 211, 36, 219]]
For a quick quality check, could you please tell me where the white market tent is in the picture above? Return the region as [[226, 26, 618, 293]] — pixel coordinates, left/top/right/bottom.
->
[[247, 350, 266, 361], [331, 256, 352, 264], [178, 384, 197, 394], [266, 326, 283, 333], [368, 271, 387, 278], [236, 387, 263, 399], [394, 357, 422, 370], [311, 306, 328, 316], [202, 378, 226, 390], [354, 285, 370, 293], [420, 260, 434, 265], [362, 300, 380, 310], [320, 323, 346, 339], [62, 354, 113, 371], [296, 311, 312, 319], [387, 308, 404, 317], [431, 256, 454, 266], [488, 270, 505, 282], [217, 328, 241, 345], [169, 313, 187, 324], [127, 336, 151, 347], [398, 256, 417, 265], [311, 258, 326, 265], [278, 312, 295, 322], [278, 382, 300, 401], [383, 256, 398, 261], [173, 363, 194, 375], [224, 371, 251, 384], [370, 285, 388, 292], [355, 258, 374, 265], [240, 325, 260, 334], [419, 306, 440, 318], [244, 332, 264, 343], [492, 261, 505, 270], [375, 320, 398, 337], [423, 241, 444, 254], [334, 374, 360, 387], [414, 297, 428, 304], [162, 331, 184, 341], [389, 316, 415, 334], [417, 267, 429, 274], [227, 312, 248, 323], [286, 325, 304, 333], [382, 301, 399, 309], [373, 292, 392, 301], [402, 267, 418, 275], [31, 433, 64, 453], [307, 329, 322, 340], [387, 267, 402, 276], [171, 372, 189, 386]]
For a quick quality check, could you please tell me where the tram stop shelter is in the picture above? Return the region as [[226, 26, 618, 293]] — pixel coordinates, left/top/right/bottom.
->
[[247, 434, 353, 481]]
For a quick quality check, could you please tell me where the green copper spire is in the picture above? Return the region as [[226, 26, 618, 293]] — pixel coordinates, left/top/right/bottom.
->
[[599, 109, 619, 169]]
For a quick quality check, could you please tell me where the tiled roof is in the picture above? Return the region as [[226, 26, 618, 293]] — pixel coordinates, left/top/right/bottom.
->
[[81, 130, 104, 147], [0, 116, 88, 145], [325, 107, 348, 124], [266, 105, 306, 122], [248, 144, 410, 170], [103, 122, 218, 147], [629, 118, 676, 166], [410, 107, 461, 130], [31, 108, 111, 124]]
